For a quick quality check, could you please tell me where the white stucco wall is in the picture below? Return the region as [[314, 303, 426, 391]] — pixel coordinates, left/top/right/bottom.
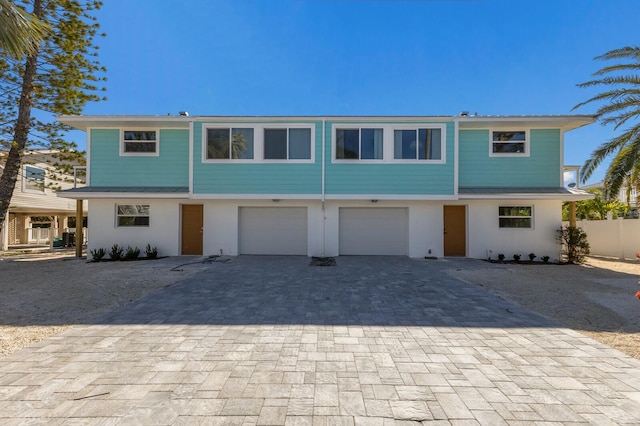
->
[[465, 199, 562, 261], [87, 198, 563, 260], [88, 199, 182, 257]]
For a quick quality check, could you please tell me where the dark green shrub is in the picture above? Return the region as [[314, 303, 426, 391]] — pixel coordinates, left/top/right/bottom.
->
[[145, 244, 158, 259], [124, 246, 140, 260], [90, 247, 106, 261], [542, 255, 550, 263], [513, 254, 521, 262], [109, 244, 124, 260], [498, 253, 505, 262], [557, 226, 590, 264], [528, 253, 536, 262]]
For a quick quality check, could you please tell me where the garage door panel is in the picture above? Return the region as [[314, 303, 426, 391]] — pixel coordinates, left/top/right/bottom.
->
[[239, 207, 307, 255], [339, 208, 408, 255]]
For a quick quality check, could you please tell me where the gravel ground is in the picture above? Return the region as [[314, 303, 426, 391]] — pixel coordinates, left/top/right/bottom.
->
[[1, 252, 638, 359], [446, 256, 640, 359]]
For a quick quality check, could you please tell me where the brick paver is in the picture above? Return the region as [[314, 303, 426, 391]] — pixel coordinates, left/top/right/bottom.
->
[[1, 256, 640, 424]]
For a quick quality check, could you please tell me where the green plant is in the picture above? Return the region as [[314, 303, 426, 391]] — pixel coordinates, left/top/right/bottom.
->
[[513, 254, 521, 262], [90, 247, 106, 261], [145, 244, 158, 259], [557, 226, 590, 264], [124, 246, 140, 260], [528, 253, 536, 262], [109, 244, 124, 261], [498, 253, 505, 262], [542, 255, 550, 263]]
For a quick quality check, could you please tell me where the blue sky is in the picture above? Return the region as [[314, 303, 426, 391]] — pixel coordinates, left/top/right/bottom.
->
[[71, 0, 640, 184]]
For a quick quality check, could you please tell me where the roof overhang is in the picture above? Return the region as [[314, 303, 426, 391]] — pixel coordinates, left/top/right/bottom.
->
[[56, 186, 190, 200], [58, 114, 596, 132], [458, 187, 595, 201], [456, 115, 595, 132]]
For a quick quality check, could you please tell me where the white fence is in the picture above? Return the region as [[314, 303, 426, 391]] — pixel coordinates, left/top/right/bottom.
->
[[569, 219, 640, 260], [27, 227, 50, 244]]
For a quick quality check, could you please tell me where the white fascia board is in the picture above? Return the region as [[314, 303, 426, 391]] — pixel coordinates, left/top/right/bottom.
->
[[56, 192, 190, 200], [456, 115, 595, 131], [324, 194, 458, 201], [459, 193, 594, 201], [58, 115, 192, 131], [190, 194, 322, 200]]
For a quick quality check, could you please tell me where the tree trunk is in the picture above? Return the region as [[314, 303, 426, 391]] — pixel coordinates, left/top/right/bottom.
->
[[0, 0, 43, 236]]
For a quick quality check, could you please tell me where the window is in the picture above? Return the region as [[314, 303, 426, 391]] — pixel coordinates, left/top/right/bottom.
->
[[491, 131, 527, 155], [336, 128, 383, 160], [499, 206, 532, 228], [264, 128, 311, 160], [24, 165, 45, 192], [116, 204, 150, 227], [394, 128, 442, 160], [206, 127, 254, 159], [122, 130, 157, 154]]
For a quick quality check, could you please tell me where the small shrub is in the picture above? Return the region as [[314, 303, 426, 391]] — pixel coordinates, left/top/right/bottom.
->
[[513, 254, 521, 262], [145, 244, 158, 259], [557, 226, 590, 264], [109, 244, 124, 260], [528, 253, 536, 262], [498, 253, 505, 262], [124, 246, 140, 260], [542, 255, 550, 263], [90, 247, 106, 261]]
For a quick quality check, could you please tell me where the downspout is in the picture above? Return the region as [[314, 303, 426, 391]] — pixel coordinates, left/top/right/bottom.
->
[[321, 119, 326, 256]]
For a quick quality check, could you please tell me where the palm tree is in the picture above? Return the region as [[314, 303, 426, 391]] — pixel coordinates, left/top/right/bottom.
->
[[573, 46, 640, 200], [0, 0, 48, 58]]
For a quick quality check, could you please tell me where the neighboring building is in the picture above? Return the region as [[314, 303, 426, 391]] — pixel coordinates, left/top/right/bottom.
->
[[57, 114, 594, 259], [581, 181, 638, 207], [0, 150, 87, 250]]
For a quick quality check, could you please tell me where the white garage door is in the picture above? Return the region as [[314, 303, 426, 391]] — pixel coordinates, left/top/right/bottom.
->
[[339, 208, 408, 255], [239, 207, 307, 255]]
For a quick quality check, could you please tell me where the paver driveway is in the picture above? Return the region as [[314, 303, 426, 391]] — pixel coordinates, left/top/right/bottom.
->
[[1, 256, 640, 425]]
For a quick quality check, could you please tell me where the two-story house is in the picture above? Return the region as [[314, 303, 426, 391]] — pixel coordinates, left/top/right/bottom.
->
[[57, 114, 594, 260], [0, 150, 87, 250]]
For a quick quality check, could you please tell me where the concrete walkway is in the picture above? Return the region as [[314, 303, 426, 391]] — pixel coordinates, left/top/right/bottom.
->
[[1, 256, 640, 424]]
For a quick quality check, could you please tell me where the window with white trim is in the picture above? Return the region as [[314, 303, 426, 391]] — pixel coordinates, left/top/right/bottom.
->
[[491, 131, 527, 155], [393, 128, 443, 160], [23, 165, 45, 192], [498, 206, 532, 228], [122, 130, 157, 154], [206, 127, 254, 159], [116, 204, 150, 227], [264, 128, 311, 160], [336, 128, 383, 160]]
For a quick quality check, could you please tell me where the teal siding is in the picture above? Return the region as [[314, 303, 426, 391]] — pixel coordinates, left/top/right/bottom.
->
[[192, 121, 322, 194], [458, 129, 561, 187], [89, 129, 189, 187], [325, 121, 455, 195]]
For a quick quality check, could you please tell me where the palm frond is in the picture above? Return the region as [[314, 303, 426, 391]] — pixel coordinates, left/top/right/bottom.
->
[[0, 0, 49, 58], [592, 63, 640, 76], [594, 46, 640, 61], [580, 126, 640, 182], [603, 144, 639, 199], [577, 75, 640, 88], [599, 104, 640, 129]]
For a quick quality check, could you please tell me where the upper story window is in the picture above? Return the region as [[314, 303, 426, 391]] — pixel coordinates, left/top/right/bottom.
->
[[122, 130, 158, 156], [336, 128, 383, 160], [264, 128, 311, 160], [23, 165, 45, 192], [498, 206, 532, 228], [394, 128, 442, 160], [206, 128, 254, 160], [116, 204, 150, 227], [491, 131, 528, 156]]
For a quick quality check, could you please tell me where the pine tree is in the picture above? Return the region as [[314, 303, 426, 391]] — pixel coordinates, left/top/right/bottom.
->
[[0, 0, 106, 235]]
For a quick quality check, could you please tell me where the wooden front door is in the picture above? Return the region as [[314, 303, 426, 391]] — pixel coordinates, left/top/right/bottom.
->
[[443, 205, 466, 256], [181, 204, 203, 255]]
